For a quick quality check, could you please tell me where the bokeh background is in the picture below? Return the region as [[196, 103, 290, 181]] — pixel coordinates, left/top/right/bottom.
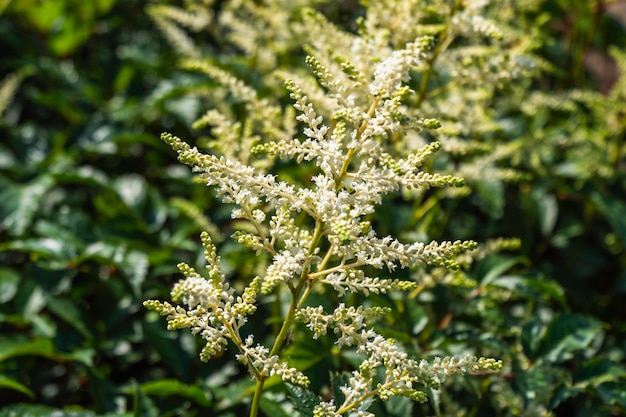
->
[[1, 1, 625, 416]]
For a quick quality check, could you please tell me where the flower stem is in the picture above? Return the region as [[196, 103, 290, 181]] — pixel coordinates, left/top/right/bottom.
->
[[249, 377, 265, 417]]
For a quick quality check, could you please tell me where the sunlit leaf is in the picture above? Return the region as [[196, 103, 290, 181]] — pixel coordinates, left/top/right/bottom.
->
[[0, 175, 54, 236], [0, 376, 34, 398], [0, 267, 20, 303]]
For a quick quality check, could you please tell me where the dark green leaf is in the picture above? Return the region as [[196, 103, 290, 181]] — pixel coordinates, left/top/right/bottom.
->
[[473, 177, 504, 219], [521, 318, 545, 361], [0, 174, 55, 236], [259, 395, 292, 417], [285, 383, 321, 417], [573, 358, 626, 386], [143, 316, 193, 381], [330, 372, 352, 407], [597, 382, 626, 408], [45, 296, 93, 340], [549, 385, 585, 410], [0, 267, 20, 303], [592, 193, 626, 247], [536, 314, 603, 363], [132, 382, 160, 417], [516, 368, 556, 403]]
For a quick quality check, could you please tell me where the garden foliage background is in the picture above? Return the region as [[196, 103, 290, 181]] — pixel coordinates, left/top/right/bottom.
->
[[1, 0, 626, 416]]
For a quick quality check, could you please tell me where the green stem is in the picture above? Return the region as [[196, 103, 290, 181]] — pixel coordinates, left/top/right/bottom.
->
[[248, 91, 385, 417], [249, 378, 265, 417], [415, 1, 460, 109]]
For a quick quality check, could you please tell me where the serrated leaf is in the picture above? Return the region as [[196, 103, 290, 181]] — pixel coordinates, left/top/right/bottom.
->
[[286, 383, 321, 417], [330, 372, 352, 406]]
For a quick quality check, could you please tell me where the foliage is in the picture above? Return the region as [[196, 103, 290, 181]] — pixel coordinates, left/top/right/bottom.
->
[[0, 0, 625, 416]]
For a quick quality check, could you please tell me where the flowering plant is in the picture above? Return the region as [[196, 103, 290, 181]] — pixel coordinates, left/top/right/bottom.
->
[[144, 25, 501, 416]]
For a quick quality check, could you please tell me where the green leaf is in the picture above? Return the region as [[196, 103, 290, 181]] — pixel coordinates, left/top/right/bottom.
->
[[0, 375, 34, 398], [114, 174, 148, 210], [143, 317, 193, 381], [522, 277, 566, 307], [330, 372, 352, 406], [130, 379, 211, 407], [384, 396, 412, 417], [259, 396, 292, 417], [549, 385, 585, 410], [0, 267, 20, 303], [132, 382, 160, 417], [0, 335, 93, 365], [487, 274, 565, 304], [533, 188, 558, 237], [597, 382, 626, 408], [480, 257, 521, 286], [45, 296, 93, 340], [521, 317, 545, 361], [80, 243, 148, 297], [573, 358, 626, 387], [0, 238, 78, 263], [536, 314, 603, 363], [0, 404, 99, 417], [286, 383, 321, 417], [516, 367, 556, 403], [0, 336, 56, 362], [0, 174, 55, 235], [592, 192, 626, 247], [473, 176, 504, 219]]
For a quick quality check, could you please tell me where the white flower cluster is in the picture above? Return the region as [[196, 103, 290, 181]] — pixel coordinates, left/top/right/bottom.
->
[[369, 38, 429, 98], [303, 311, 502, 415], [237, 335, 309, 387], [147, 10, 503, 414]]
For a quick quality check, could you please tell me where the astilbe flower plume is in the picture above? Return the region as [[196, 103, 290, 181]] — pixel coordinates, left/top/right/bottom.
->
[[145, 31, 501, 416]]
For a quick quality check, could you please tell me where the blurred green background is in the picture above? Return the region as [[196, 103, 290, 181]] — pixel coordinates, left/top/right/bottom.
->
[[1, 1, 625, 416]]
